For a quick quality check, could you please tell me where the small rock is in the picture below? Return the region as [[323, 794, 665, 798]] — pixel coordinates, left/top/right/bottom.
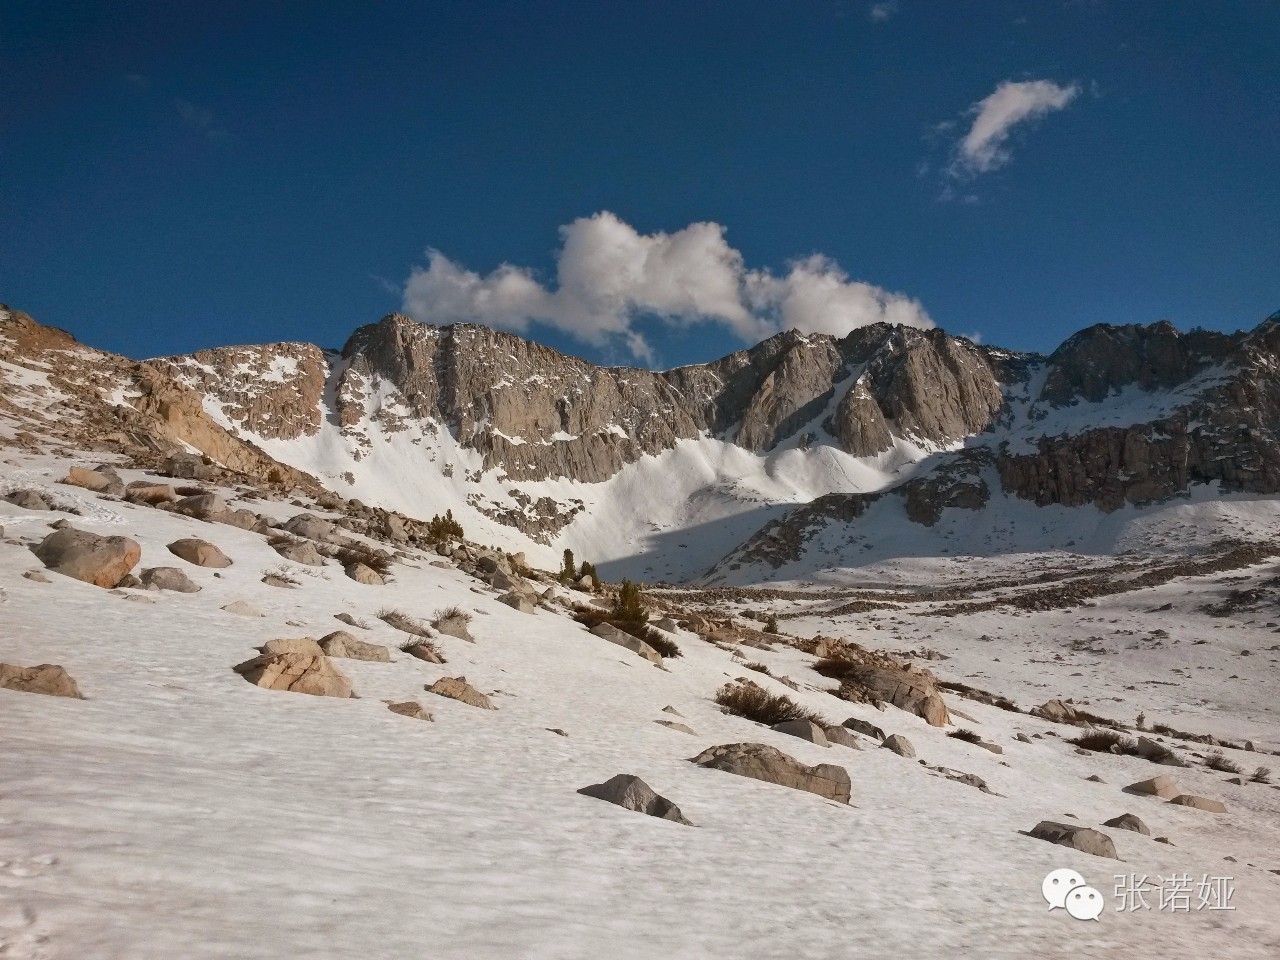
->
[[387, 700, 433, 721], [1015, 733, 1032, 743], [1124, 775, 1181, 799], [344, 562, 384, 586], [1029, 821, 1120, 860], [1103, 813, 1151, 835], [882, 734, 916, 758], [167, 538, 232, 568], [273, 540, 325, 566], [22, 570, 51, 583], [140, 566, 201, 593], [662, 705, 684, 716], [591, 621, 661, 665], [426, 676, 495, 710], [498, 591, 537, 614], [222, 600, 265, 617], [4, 489, 50, 510], [0, 662, 83, 699], [689, 742, 850, 804], [655, 719, 697, 735], [842, 717, 887, 741], [318, 630, 390, 662], [546, 728, 568, 737], [1168, 795, 1227, 813], [577, 774, 692, 825], [823, 726, 863, 750], [233, 652, 353, 698], [260, 637, 325, 657], [772, 719, 830, 747]]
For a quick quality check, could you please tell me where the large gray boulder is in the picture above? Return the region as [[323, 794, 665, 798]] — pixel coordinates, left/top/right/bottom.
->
[[34, 527, 141, 588], [282, 513, 336, 541], [0, 663, 83, 699], [882, 734, 916, 758], [590, 622, 661, 665], [167, 538, 232, 568], [577, 774, 692, 825], [140, 566, 201, 593], [1029, 821, 1120, 860], [689, 742, 851, 804], [318, 631, 390, 662], [772, 719, 830, 747], [823, 726, 863, 750], [175, 493, 227, 519], [272, 540, 325, 566], [233, 652, 353, 698], [345, 562, 384, 586]]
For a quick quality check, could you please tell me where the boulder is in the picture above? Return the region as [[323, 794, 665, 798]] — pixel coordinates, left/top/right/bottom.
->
[[842, 717, 887, 741], [161, 454, 215, 480], [34, 527, 141, 587], [772, 719, 830, 747], [433, 615, 474, 642], [233, 652, 353, 698], [1103, 813, 1151, 835], [64, 465, 122, 495], [140, 566, 201, 593], [318, 631, 390, 662], [1028, 821, 1120, 860], [334, 612, 367, 629], [1015, 733, 1033, 743], [882, 734, 916, 758], [498, 591, 536, 614], [282, 513, 335, 541], [272, 540, 325, 566], [175, 492, 227, 519], [345, 562, 384, 586], [125, 481, 177, 504], [215, 508, 269, 533], [260, 637, 324, 657], [221, 600, 264, 617], [823, 726, 863, 750], [843, 663, 949, 726], [167, 538, 232, 568], [387, 700, 432, 721], [4, 489, 50, 510], [655, 719, 698, 735], [1169, 795, 1227, 813], [1135, 736, 1188, 766], [426, 676, 495, 710], [476, 554, 513, 577], [0, 663, 83, 699], [689, 742, 851, 804], [590, 622, 661, 665], [577, 774, 692, 825], [1031, 699, 1077, 723], [653, 617, 678, 633], [403, 642, 444, 664], [1124, 775, 1180, 800], [22, 570, 50, 583]]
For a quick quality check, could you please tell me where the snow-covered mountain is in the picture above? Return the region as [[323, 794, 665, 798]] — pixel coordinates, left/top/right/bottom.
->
[[5, 303, 1280, 581]]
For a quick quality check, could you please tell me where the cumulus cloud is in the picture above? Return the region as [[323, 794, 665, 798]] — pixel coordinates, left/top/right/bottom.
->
[[948, 79, 1079, 178], [402, 212, 931, 363], [868, 2, 899, 22]]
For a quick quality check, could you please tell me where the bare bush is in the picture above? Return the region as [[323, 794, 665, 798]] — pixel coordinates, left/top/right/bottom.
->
[[379, 608, 433, 638], [714, 682, 827, 727]]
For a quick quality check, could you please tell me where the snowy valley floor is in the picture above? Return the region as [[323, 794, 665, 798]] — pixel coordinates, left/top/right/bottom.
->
[[2, 455, 1280, 960]]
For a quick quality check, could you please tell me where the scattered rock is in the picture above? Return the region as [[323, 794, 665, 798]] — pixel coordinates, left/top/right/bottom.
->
[[262, 573, 296, 588], [498, 591, 537, 614], [0, 662, 83, 699], [140, 566, 201, 593], [221, 600, 265, 617], [882, 734, 916, 758], [175, 492, 227, 519], [1029, 821, 1120, 860], [841, 717, 887, 741], [63, 465, 122, 496], [167, 538, 232, 568], [577, 774, 692, 825], [4, 489, 50, 510], [1086, 774, 1106, 783], [1124, 775, 1181, 799], [433, 615, 474, 642], [34, 527, 141, 587], [655, 719, 697, 735], [662, 705, 684, 716], [387, 700, 433, 721], [318, 630, 390, 662], [590, 622, 661, 665], [334, 612, 367, 629], [772, 719, 830, 747], [260, 637, 324, 657], [426, 676, 495, 710], [1031, 699, 1077, 723], [546, 727, 568, 737], [282, 513, 335, 541], [273, 540, 325, 566], [823, 726, 863, 750], [1136, 736, 1188, 766], [233, 652, 353, 698], [22, 570, 50, 583], [403, 642, 444, 664], [689, 742, 851, 804], [1168, 795, 1227, 813], [653, 617, 678, 633], [1015, 733, 1033, 743], [1103, 813, 1151, 835]]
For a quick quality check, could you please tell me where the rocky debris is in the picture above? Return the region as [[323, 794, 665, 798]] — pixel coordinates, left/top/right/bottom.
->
[[689, 742, 851, 804], [0, 663, 83, 699], [842, 717, 887, 741], [34, 527, 141, 587], [345, 562, 384, 585], [822, 726, 863, 750], [318, 630, 390, 662], [655, 719, 697, 735], [282, 513, 335, 541], [772, 719, 830, 747], [832, 660, 949, 727], [1169, 795, 1227, 813], [387, 700, 432, 721], [1030, 699, 1077, 723], [63, 465, 124, 497], [935, 768, 993, 794], [140, 566, 201, 593], [433, 614, 474, 642], [174, 492, 227, 519], [498, 590, 536, 614], [221, 600, 264, 617], [577, 774, 692, 825], [4, 489, 51, 510], [590, 622, 661, 665], [975, 740, 1004, 755], [233, 652, 354, 698], [167, 538, 232, 568], [426, 676, 495, 710], [662, 705, 684, 716], [272, 540, 325, 566], [260, 637, 325, 657], [1103, 813, 1151, 835], [881, 734, 916, 758], [1124, 775, 1181, 799], [1029, 821, 1120, 860], [161, 454, 218, 481]]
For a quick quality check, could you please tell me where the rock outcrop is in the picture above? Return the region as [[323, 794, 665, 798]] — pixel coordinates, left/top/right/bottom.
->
[[688, 742, 851, 804]]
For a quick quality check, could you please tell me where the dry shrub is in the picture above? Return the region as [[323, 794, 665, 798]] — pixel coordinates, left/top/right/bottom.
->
[[335, 545, 392, 576], [1069, 729, 1140, 755], [1204, 751, 1243, 773], [1250, 766, 1272, 784], [431, 606, 472, 627], [743, 661, 771, 675], [948, 728, 983, 743], [379, 608, 433, 638], [573, 607, 682, 659], [714, 682, 827, 727]]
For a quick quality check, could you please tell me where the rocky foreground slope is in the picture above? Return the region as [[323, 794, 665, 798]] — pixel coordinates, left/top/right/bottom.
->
[[4, 302, 1280, 578]]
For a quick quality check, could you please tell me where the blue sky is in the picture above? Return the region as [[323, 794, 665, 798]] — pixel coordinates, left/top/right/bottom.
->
[[2, 1, 1277, 368]]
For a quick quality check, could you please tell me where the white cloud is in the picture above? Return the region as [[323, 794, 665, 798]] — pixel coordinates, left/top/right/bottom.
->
[[868, 2, 898, 22], [402, 212, 932, 363], [948, 79, 1080, 177]]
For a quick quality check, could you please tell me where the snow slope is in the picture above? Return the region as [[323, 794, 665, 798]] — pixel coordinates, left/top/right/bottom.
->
[[2, 452, 1279, 959]]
